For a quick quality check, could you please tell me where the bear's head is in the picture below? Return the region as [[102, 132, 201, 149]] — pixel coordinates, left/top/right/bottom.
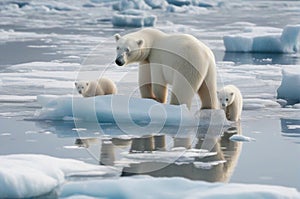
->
[[75, 81, 89, 95], [217, 90, 234, 108], [114, 33, 144, 66]]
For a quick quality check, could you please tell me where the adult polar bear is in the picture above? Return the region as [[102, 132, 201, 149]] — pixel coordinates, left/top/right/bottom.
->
[[114, 28, 218, 109]]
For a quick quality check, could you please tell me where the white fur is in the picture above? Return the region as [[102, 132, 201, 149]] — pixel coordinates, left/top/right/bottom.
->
[[75, 77, 117, 97], [114, 28, 218, 109], [217, 85, 243, 121]]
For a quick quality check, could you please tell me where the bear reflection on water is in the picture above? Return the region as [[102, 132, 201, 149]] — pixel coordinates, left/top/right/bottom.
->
[[98, 124, 242, 183]]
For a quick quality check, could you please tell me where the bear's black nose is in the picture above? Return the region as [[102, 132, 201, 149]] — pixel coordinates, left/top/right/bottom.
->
[[115, 57, 125, 66]]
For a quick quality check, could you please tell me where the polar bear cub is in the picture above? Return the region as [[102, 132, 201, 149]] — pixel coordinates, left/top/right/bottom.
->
[[217, 85, 243, 121], [75, 77, 117, 97]]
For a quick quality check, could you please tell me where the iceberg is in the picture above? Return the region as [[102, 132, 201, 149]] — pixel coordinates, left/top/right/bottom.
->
[[277, 66, 300, 105], [223, 25, 300, 53], [112, 9, 157, 27]]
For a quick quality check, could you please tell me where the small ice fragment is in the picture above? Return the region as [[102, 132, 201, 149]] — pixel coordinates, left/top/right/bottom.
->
[[229, 134, 256, 142]]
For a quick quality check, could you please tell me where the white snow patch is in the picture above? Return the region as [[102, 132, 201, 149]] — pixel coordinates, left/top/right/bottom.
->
[[0, 95, 36, 102], [60, 176, 300, 199], [243, 99, 280, 110]]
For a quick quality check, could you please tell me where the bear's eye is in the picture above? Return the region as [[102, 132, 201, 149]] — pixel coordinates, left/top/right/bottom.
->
[[116, 46, 120, 50], [125, 48, 130, 53], [226, 98, 229, 101]]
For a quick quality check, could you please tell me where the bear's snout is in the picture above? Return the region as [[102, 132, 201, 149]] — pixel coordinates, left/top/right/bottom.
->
[[115, 57, 125, 66]]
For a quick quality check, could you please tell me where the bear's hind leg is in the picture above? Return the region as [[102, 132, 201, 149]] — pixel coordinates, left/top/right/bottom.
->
[[170, 74, 195, 109], [198, 74, 218, 109], [152, 83, 167, 103]]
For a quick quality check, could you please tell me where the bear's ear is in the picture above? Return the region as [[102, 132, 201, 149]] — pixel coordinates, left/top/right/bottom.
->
[[114, 33, 121, 41], [137, 39, 144, 47], [75, 82, 77, 86]]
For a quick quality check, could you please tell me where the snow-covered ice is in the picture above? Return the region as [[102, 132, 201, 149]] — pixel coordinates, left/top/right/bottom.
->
[[0, 154, 119, 198], [277, 66, 300, 105], [223, 25, 300, 53], [60, 176, 300, 199], [33, 94, 197, 126], [112, 9, 157, 27]]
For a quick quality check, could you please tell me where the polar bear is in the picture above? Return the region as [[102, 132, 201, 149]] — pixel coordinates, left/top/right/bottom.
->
[[114, 28, 218, 109], [75, 77, 117, 97], [217, 85, 243, 121]]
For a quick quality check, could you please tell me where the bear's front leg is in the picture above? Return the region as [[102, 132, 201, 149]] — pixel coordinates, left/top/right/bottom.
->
[[139, 62, 156, 100], [150, 63, 168, 103]]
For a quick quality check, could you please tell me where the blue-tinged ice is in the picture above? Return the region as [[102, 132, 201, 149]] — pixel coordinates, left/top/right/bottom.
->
[[277, 66, 300, 105], [144, 0, 168, 9], [33, 95, 197, 126], [60, 176, 300, 199], [0, 154, 119, 199], [224, 25, 300, 53], [113, 0, 151, 11], [112, 9, 157, 27]]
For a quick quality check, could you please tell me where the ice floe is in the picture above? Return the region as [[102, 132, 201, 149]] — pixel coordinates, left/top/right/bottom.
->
[[112, 9, 157, 27], [224, 25, 300, 53], [277, 65, 300, 105], [0, 154, 119, 198], [60, 176, 300, 199]]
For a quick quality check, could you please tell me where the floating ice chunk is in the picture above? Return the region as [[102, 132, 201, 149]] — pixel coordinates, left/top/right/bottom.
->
[[276, 99, 288, 107], [281, 25, 300, 53], [112, 9, 157, 27], [144, 0, 168, 9], [0, 154, 119, 198], [293, 103, 300, 109], [60, 176, 300, 199], [33, 95, 196, 126], [229, 134, 256, 142], [224, 25, 300, 53], [113, 0, 151, 11], [277, 66, 300, 105], [166, 4, 188, 12]]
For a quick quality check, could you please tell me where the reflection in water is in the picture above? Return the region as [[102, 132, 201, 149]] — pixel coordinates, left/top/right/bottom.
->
[[35, 117, 242, 183], [98, 124, 242, 183], [280, 118, 300, 137]]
